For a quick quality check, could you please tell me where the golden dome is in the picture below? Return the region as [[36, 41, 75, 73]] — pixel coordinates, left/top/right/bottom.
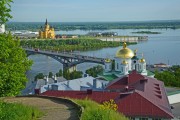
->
[[116, 42, 134, 59], [105, 58, 111, 63], [121, 60, 128, 65], [139, 58, 146, 63]]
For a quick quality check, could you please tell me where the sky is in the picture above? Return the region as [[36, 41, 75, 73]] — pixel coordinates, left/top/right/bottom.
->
[[10, 0, 180, 22]]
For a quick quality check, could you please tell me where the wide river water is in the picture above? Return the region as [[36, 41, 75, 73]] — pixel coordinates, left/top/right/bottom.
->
[[27, 29, 180, 83]]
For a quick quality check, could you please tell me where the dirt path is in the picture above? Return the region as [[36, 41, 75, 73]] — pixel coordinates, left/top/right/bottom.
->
[[3, 96, 79, 120]]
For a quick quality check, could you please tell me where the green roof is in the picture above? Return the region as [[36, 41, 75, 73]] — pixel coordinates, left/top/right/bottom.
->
[[167, 90, 180, 96], [147, 70, 154, 76], [98, 73, 118, 81]]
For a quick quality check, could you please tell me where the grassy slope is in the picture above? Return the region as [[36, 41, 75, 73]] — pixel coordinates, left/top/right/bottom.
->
[[0, 101, 43, 120], [74, 99, 128, 120]]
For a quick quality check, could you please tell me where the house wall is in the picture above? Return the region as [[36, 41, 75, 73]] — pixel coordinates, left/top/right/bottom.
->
[[168, 93, 180, 104]]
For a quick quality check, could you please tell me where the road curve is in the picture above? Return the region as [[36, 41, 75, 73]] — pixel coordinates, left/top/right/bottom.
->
[[3, 96, 79, 120]]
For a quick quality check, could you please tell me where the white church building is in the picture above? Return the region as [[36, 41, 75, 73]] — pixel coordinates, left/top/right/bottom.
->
[[102, 42, 153, 78]]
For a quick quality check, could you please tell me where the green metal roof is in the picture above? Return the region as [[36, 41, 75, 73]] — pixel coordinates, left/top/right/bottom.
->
[[98, 73, 118, 81], [167, 90, 180, 96]]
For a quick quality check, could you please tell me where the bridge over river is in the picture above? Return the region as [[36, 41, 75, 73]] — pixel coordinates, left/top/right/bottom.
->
[[25, 48, 105, 72]]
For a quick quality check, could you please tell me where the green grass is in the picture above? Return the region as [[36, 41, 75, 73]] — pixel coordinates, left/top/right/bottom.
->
[[0, 101, 43, 120], [74, 99, 128, 120]]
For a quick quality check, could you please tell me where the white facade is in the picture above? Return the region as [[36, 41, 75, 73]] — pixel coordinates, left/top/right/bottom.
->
[[0, 24, 5, 33], [115, 57, 121, 72], [104, 62, 112, 72]]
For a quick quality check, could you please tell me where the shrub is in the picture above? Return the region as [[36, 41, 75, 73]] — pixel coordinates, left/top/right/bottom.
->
[[74, 99, 127, 120]]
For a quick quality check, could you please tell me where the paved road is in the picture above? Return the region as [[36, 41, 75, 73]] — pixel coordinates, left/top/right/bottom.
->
[[172, 103, 180, 119], [3, 96, 79, 120]]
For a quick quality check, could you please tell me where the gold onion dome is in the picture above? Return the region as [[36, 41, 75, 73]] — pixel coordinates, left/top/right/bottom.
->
[[121, 60, 128, 65], [139, 58, 146, 63], [116, 42, 134, 59], [105, 58, 111, 63]]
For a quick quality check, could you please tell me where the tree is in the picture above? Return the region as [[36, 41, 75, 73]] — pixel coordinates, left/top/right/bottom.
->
[[0, 0, 13, 25], [56, 69, 63, 77], [48, 72, 53, 78], [0, 33, 32, 96], [34, 73, 44, 81]]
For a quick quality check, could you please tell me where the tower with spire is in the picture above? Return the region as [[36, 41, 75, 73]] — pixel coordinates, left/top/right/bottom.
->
[[39, 19, 55, 39]]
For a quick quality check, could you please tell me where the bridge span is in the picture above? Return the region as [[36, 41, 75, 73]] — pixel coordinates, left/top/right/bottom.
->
[[25, 48, 105, 71]]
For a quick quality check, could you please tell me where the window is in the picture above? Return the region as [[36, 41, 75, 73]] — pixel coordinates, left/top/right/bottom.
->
[[117, 63, 119, 69]]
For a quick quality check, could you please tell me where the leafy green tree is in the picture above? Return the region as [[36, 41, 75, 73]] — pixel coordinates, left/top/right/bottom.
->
[[0, 33, 32, 96], [86, 65, 103, 77], [48, 72, 53, 78], [155, 65, 180, 87], [0, 0, 13, 25], [56, 69, 63, 77], [34, 73, 44, 81]]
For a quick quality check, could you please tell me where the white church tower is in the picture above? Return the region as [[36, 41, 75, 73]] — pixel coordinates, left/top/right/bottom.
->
[[121, 60, 129, 75], [115, 42, 134, 72], [104, 58, 112, 73]]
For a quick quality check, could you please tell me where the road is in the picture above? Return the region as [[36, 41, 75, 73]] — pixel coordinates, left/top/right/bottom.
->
[[3, 96, 79, 120]]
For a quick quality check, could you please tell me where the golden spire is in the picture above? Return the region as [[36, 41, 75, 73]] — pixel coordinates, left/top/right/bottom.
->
[[123, 42, 127, 48], [139, 53, 146, 63]]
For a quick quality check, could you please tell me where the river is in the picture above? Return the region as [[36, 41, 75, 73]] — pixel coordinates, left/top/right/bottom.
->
[[26, 29, 180, 83]]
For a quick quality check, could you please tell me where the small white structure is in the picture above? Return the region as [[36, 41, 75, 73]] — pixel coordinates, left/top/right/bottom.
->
[[40, 76, 109, 93], [0, 24, 5, 33]]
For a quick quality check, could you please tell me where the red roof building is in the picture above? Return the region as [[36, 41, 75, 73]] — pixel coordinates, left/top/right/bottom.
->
[[41, 71, 174, 119]]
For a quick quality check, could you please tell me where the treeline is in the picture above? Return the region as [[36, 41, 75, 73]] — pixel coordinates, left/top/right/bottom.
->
[[86, 65, 104, 77], [7, 21, 180, 31], [35, 69, 83, 81], [155, 65, 180, 87], [20, 38, 134, 52]]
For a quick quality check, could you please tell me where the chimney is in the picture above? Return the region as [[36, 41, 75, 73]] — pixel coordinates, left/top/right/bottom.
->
[[67, 81, 69, 88], [93, 79, 97, 88], [45, 75, 49, 84], [54, 75, 57, 83]]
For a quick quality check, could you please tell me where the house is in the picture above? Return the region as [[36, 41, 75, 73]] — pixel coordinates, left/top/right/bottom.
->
[[41, 71, 174, 119], [39, 76, 109, 93]]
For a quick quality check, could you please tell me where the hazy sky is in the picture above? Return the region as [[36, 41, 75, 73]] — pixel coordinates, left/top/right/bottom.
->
[[10, 0, 180, 22]]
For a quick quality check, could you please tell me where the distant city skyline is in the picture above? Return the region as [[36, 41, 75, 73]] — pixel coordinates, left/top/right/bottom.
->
[[10, 0, 180, 22]]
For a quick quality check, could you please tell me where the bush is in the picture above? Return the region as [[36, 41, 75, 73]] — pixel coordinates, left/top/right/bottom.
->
[[74, 99, 127, 120]]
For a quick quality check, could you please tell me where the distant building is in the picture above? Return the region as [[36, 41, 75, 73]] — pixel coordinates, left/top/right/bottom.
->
[[39, 19, 55, 39], [55, 34, 79, 39], [154, 63, 170, 68], [12, 30, 39, 39], [0, 24, 5, 33]]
